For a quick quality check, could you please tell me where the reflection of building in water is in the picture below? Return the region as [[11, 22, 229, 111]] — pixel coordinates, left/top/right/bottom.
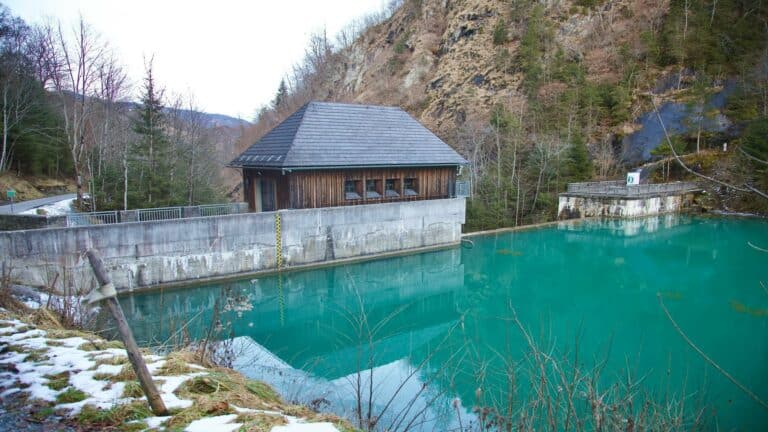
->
[[123, 247, 467, 379], [558, 214, 684, 237]]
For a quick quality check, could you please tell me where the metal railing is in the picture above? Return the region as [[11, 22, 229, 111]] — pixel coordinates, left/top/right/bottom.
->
[[199, 204, 237, 217], [137, 207, 182, 222], [455, 180, 471, 198], [66, 211, 119, 227], [63, 202, 247, 227], [566, 181, 699, 197]]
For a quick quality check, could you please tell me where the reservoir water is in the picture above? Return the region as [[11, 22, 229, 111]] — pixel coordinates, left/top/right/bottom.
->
[[121, 216, 768, 430]]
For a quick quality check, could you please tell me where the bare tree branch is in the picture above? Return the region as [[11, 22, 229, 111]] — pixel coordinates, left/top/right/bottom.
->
[[657, 293, 768, 411]]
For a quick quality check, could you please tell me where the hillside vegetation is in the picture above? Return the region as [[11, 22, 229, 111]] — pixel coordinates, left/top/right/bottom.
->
[[243, 0, 768, 229], [0, 5, 245, 211]]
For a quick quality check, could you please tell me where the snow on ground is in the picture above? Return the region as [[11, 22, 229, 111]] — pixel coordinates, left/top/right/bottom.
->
[[0, 315, 340, 431], [273, 417, 342, 432], [20, 198, 76, 216], [184, 414, 241, 432]]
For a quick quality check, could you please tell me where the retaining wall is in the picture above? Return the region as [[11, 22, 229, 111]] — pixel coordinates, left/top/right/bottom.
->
[[557, 193, 696, 219], [0, 198, 465, 293]]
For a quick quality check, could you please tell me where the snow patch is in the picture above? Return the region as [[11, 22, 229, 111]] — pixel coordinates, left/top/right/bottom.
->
[[272, 416, 340, 432], [20, 198, 76, 216], [184, 414, 241, 432]]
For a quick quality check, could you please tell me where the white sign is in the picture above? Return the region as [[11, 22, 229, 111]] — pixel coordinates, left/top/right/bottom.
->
[[627, 172, 641, 186]]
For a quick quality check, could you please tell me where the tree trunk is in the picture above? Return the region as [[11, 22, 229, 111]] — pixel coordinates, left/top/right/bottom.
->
[[122, 149, 128, 211]]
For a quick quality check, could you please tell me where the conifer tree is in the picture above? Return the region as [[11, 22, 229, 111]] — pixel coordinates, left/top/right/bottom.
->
[[564, 134, 593, 182], [273, 79, 287, 110], [130, 61, 173, 207]]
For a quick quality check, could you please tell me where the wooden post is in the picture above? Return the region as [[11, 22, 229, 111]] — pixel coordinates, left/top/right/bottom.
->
[[86, 249, 168, 416]]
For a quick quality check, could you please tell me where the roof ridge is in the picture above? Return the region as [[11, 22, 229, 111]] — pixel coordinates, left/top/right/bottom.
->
[[283, 102, 313, 166], [308, 100, 402, 110]]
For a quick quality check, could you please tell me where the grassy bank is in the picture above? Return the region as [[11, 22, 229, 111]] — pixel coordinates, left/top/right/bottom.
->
[[0, 304, 354, 432]]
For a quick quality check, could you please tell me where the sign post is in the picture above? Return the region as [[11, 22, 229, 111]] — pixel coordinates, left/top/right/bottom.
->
[[6, 189, 15, 213]]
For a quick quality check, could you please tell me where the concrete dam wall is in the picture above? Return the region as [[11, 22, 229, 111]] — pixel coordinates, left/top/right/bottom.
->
[[558, 193, 697, 219], [1, 198, 465, 293]]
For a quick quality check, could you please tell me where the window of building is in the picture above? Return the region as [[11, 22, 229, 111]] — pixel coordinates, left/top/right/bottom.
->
[[365, 179, 382, 198], [385, 178, 400, 197], [404, 177, 418, 196], [344, 180, 362, 200]]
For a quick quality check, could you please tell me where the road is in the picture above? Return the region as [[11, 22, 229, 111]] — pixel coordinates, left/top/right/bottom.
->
[[0, 193, 76, 215]]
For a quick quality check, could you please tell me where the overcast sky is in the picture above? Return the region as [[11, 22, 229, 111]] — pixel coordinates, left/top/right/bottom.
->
[[5, 0, 386, 120]]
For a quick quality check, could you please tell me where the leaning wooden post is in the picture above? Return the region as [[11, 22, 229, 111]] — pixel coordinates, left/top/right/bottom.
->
[[85, 249, 168, 416]]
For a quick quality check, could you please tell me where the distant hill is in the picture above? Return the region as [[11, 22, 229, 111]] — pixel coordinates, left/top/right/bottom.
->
[[116, 101, 250, 129]]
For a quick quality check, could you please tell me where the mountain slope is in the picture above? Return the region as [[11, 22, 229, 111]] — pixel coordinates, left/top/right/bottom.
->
[[240, 0, 768, 224]]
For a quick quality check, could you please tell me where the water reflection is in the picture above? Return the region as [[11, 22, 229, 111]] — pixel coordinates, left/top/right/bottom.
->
[[122, 216, 768, 431]]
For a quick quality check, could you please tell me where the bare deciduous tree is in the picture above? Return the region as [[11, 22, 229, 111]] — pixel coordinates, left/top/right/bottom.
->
[[34, 17, 113, 207]]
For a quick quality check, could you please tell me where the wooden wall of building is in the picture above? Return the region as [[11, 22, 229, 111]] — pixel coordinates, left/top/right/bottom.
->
[[243, 167, 457, 210], [289, 167, 457, 209]]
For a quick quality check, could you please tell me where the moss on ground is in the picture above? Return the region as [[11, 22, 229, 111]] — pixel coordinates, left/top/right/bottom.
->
[[56, 387, 87, 403], [44, 372, 70, 391], [75, 401, 152, 430], [245, 379, 280, 403]]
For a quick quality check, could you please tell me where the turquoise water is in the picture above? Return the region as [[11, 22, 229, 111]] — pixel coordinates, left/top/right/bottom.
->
[[122, 216, 768, 430]]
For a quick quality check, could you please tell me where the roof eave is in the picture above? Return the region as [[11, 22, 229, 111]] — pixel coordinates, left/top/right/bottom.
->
[[280, 162, 467, 171]]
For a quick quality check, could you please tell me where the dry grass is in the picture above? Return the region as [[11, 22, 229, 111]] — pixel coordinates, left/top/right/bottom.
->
[[75, 400, 153, 429], [78, 339, 124, 351], [235, 412, 288, 431], [43, 372, 70, 391], [111, 364, 137, 382], [155, 353, 197, 376], [121, 381, 144, 398], [92, 355, 128, 367], [164, 399, 235, 429], [0, 304, 355, 432]]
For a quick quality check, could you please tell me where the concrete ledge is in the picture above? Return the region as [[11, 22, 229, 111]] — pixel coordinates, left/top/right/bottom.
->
[[0, 198, 465, 293], [558, 193, 698, 219]]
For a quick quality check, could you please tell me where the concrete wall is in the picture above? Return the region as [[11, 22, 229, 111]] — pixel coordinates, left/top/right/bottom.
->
[[0, 214, 67, 231], [557, 193, 695, 219], [0, 198, 465, 293]]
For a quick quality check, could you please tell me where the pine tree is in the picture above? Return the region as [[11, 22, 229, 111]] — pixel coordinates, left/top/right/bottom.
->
[[272, 79, 287, 110], [564, 134, 593, 182], [130, 62, 173, 207]]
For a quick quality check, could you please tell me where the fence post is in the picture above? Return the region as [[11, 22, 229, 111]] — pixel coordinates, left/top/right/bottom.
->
[[85, 249, 168, 416]]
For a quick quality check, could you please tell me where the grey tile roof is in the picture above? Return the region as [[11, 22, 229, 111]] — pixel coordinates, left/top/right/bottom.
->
[[230, 102, 467, 169]]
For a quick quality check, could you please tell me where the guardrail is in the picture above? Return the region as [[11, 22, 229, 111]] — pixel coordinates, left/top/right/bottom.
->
[[66, 211, 119, 227], [566, 181, 699, 197], [137, 207, 182, 222], [199, 204, 238, 217], [64, 202, 247, 228]]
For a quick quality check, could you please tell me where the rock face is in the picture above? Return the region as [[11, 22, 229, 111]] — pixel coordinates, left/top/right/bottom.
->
[[314, 0, 668, 137]]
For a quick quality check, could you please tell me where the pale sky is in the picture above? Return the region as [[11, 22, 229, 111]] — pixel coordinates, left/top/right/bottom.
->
[[5, 0, 387, 120]]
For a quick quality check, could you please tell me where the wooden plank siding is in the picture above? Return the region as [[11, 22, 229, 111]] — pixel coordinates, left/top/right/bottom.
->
[[244, 167, 457, 211]]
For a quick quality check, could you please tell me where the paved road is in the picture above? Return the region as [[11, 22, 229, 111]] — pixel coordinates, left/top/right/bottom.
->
[[0, 193, 76, 215]]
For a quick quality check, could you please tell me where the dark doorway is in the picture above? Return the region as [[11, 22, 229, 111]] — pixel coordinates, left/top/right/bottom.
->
[[261, 179, 276, 212]]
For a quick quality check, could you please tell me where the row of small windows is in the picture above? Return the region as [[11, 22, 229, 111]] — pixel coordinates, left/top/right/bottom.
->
[[344, 178, 418, 200]]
